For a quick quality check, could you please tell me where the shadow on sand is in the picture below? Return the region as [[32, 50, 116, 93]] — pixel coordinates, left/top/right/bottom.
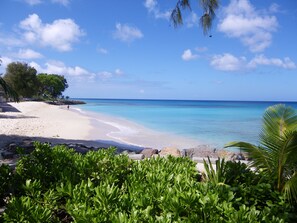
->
[[0, 103, 20, 113], [0, 134, 144, 152]]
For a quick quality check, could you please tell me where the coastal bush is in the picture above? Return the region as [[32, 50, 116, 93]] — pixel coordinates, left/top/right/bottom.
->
[[1, 143, 296, 222], [0, 164, 13, 206]]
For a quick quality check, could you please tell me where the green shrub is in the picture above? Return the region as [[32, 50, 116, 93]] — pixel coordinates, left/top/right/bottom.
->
[[0, 164, 13, 207], [1, 143, 296, 222]]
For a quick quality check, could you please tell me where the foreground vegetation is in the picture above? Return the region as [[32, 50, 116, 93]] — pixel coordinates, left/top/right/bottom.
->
[[0, 143, 296, 222]]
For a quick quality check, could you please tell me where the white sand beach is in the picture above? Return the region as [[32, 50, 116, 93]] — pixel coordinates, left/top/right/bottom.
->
[[0, 101, 202, 150]]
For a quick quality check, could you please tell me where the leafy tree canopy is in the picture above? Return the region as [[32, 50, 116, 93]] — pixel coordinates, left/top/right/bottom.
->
[[4, 62, 38, 98], [37, 73, 68, 99]]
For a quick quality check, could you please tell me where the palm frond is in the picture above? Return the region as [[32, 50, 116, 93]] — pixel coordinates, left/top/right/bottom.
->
[[0, 76, 19, 102], [200, 13, 212, 35], [171, 6, 183, 27], [171, 0, 219, 35], [283, 172, 297, 204], [171, 0, 192, 27], [226, 104, 297, 203]]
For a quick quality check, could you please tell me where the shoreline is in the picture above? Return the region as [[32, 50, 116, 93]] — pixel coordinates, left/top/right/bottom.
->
[[0, 101, 205, 151]]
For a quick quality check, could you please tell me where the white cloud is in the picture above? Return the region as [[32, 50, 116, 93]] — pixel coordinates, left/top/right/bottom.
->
[[28, 60, 93, 79], [218, 0, 278, 52], [24, 0, 42, 5], [16, 48, 43, 59], [182, 49, 198, 61], [0, 57, 13, 68], [113, 23, 143, 43], [98, 69, 124, 80], [248, 55, 296, 69], [98, 71, 113, 80], [51, 0, 70, 6], [144, 0, 157, 11], [19, 14, 84, 51], [97, 48, 108, 54], [144, 0, 171, 20], [211, 53, 247, 71], [0, 35, 24, 47], [115, 69, 123, 76], [186, 12, 198, 28], [210, 53, 296, 71], [269, 3, 281, 13]]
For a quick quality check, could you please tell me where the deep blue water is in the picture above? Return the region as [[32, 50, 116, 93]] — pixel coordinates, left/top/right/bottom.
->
[[74, 99, 297, 147]]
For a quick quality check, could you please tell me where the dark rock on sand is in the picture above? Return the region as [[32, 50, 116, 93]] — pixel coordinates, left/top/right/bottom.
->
[[1, 151, 14, 159]]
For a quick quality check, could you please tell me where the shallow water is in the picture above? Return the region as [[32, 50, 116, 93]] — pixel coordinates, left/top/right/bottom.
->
[[74, 99, 297, 148]]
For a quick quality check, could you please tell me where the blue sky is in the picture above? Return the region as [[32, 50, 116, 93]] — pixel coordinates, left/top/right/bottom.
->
[[0, 0, 296, 101]]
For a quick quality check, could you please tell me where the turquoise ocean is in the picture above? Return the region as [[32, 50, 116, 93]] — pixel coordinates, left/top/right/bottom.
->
[[74, 99, 297, 148]]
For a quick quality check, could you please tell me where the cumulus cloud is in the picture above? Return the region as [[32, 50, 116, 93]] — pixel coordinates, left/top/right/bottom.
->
[[248, 54, 296, 69], [16, 48, 43, 59], [210, 53, 296, 71], [98, 69, 124, 80], [218, 0, 278, 52], [144, 0, 171, 20], [28, 60, 93, 79], [182, 49, 198, 61], [19, 14, 84, 51], [113, 23, 143, 43], [211, 53, 247, 71]]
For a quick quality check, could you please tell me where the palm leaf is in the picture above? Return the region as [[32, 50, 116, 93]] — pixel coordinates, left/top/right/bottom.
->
[[0, 76, 19, 102], [225, 104, 297, 203], [171, 0, 219, 35], [283, 172, 297, 204]]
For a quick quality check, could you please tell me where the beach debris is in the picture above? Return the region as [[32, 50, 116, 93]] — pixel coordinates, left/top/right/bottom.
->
[[140, 148, 158, 158], [159, 147, 181, 157]]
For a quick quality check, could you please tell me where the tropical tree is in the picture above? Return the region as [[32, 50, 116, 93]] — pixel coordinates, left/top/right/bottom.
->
[[4, 62, 39, 98], [171, 0, 219, 35], [37, 73, 68, 99], [225, 104, 297, 203], [0, 59, 19, 102]]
